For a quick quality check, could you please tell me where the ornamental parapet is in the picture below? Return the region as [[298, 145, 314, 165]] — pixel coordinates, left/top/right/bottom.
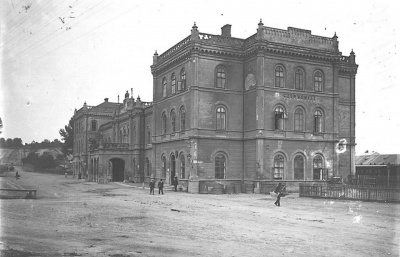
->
[[198, 32, 244, 48], [158, 35, 191, 63]]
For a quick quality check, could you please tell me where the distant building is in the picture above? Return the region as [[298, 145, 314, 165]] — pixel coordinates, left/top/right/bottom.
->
[[354, 153, 400, 186], [72, 22, 358, 190]]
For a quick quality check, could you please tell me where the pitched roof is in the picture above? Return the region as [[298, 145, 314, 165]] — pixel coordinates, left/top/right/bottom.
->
[[355, 154, 400, 165]]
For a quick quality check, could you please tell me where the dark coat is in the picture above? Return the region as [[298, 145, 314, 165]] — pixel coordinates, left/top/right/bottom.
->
[[158, 181, 164, 189], [173, 177, 178, 186], [149, 181, 155, 189]]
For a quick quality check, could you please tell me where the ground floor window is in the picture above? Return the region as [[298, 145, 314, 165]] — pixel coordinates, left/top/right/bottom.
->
[[294, 155, 304, 180], [313, 155, 325, 180], [215, 154, 226, 179], [273, 154, 284, 180], [180, 153, 185, 179], [162, 156, 166, 178]]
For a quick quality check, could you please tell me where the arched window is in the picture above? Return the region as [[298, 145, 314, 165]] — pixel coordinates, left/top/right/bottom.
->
[[274, 106, 285, 131], [215, 154, 226, 179], [216, 106, 226, 130], [294, 155, 305, 180], [294, 108, 304, 132], [119, 129, 122, 143], [162, 77, 167, 97], [91, 120, 97, 131], [314, 110, 323, 133], [132, 158, 136, 177], [313, 155, 325, 180], [180, 106, 186, 131], [216, 66, 226, 88], [314, 71, 323, 92], [147, 128, 151, 144], [170, 154, 176, 180], [145, 157, 150, 177], [171, 109, 176, 133], [180, 68, 186, 90], [179, 153, 185, 179], [161, 155, 167, 178], [275, 66, 284, 88], [273, 154, 284, 180], [162, 112, 167, 134], [295, 69, 304, 90], [171, 73, 176, 95]]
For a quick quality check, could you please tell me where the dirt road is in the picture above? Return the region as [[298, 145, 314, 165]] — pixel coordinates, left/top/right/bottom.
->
[[1, 166, 399, 256]]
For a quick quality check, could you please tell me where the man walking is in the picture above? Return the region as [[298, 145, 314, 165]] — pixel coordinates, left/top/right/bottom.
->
[[158, 179, 164, 195], [149, 179, 155, 195], [273, 183, 285, 207], [173, 176, 178, 192]]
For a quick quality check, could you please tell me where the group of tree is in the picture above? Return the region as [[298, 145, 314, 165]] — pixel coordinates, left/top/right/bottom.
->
[[22, 152, 57, 170], [0, 138, 62, 148], [59, 117, 74, 155]]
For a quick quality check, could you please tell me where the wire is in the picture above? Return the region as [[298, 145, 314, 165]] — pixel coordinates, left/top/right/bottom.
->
[[4, 2, 137, 76], [2, 0, 112, 66]]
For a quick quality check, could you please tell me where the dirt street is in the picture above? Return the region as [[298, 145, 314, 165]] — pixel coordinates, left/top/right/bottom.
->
[[0, 166, 399, 257]]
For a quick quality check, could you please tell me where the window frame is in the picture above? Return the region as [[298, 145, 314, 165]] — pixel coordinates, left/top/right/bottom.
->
[[216, 106, 227, 130], [180, 106, 186, 131], [274, 106, 285, 131], [294, 68, 304, 90], [313, 155, 325, 180], [215, 153, 226, 179], [314, 71, 323, 92], [273, 154, 285, 180], [162, 77, 167, 97], [179, 153, 185, 179], [275, 66, 285, 88], [91, 120, 97, 131], [162, 112, 167, 134], [294, 108, 304, 132], [216, 66, 226, 89], [170, 109, 176, 133], [180, 68, 186, 90], [294, 154, 305, 180], [314, 109, 323, 133], [171, 73, 176, 95]]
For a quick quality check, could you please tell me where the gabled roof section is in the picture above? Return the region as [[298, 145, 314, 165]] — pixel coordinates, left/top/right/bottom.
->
[[355, 154, 400, 165]]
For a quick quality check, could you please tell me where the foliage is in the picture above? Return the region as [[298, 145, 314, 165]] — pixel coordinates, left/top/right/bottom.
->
[[22, 151, 57, 169], [0, 117, 2, 134], [59, 117, 74, 155]]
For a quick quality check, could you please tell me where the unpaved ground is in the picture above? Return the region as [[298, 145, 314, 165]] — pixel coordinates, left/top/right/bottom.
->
[[0, 167, 399, 257]]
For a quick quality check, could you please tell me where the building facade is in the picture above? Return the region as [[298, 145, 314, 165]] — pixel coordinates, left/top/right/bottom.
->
[[72, 22, 358, 190]]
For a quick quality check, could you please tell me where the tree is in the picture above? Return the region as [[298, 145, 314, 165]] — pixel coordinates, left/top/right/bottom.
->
[[0, 117, 3, 134], [0, 138, 5, 147], [12, 138, 23, 147], [59, 117, 74, 155]]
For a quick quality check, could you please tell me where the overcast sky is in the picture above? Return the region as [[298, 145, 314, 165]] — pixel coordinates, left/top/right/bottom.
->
[[1, 0, 399, 155]]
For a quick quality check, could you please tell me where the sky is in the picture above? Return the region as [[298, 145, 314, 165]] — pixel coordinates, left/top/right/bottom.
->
[[1, 0, 399, 155]]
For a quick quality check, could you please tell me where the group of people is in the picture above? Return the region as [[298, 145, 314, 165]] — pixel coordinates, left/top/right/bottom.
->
[[148, 176, 179, 195]]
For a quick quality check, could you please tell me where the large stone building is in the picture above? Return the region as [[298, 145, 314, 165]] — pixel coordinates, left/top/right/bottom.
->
[[72, 21, 358, 191]]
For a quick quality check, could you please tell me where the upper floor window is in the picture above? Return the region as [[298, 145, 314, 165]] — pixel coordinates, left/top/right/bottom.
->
[[274, 106, 286, 130], [294, 108, 304, 132], [91, 120, 97, 131], [294, 68, 304, 90], [216, 106, 226, 130], [171, 74, 176, 95], [216, 67, 226, 88], [162, 112, 167, 134], [147, 127, 151, 144], [275, 66, 284, 88], [314, 110, 323, 133], [273, 154, 284, 180], [171, 110, 176, 133], [180, 106, 186, 131], [180, 68, 186, 90], [162, 78, 167, 97], [215, 153, 226, 179], [314, 71, 323, 92]]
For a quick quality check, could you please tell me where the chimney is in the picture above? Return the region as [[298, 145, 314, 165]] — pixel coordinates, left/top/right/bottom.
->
[[104, 98, 109, 102], [221, 24, 231, 37]]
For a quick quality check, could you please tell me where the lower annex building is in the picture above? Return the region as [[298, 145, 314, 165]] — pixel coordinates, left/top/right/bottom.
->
[[72, 21, 358, 191]]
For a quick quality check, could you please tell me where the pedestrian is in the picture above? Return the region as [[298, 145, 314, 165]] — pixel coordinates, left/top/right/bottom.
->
[[78, 172, 82, 180], [273, 183, 285, 207], [158, 179, 164, 195], [15, 171, 20, 180], [149, 179, 155, 195], [173, 176, 178, 192]]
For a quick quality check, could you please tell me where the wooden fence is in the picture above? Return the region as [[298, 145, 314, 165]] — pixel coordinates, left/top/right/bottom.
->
[[299, 183, 400, 202]]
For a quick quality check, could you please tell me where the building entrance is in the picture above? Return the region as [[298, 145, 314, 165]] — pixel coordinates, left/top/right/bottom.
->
[[110, 158, 125, 182]]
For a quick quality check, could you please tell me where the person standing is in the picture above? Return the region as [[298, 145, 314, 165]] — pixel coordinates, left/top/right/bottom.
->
[[15, 171, 20, 180], [158, 179, 164, 195], [149, 179, 155, 195], [274, 183, 285, 207], [173, 176, 178, 192]]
